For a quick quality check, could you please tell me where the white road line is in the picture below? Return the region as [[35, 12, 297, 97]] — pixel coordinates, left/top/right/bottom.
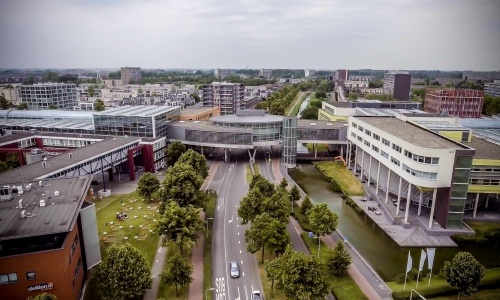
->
[[243, 272, 245, 277], [241, 260, 243, 264], [239, 241, 241, 244], [238, 232, 240, 235], [240, 250, 242, 253], [244, 285, 248, 300]]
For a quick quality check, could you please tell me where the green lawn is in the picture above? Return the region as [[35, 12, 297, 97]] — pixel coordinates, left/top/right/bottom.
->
[[300, 233, 368, 300], [430, 288, 500, 299], [313, 161, 365, 196], [306, 143, 329, 153], [288, 92, 310, 116], [203, 193, 216, 300], [453, 221, 500, 244], [387, 268, 500, 300], [83, 191, 161, 300], [246, 163, 261, 183]]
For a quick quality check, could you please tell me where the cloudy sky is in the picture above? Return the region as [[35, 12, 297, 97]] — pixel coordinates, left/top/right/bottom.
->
[[0, 0, 499, 70]]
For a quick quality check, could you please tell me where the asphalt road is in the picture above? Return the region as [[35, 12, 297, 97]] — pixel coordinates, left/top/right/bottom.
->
[[209, 148, 264, 300]]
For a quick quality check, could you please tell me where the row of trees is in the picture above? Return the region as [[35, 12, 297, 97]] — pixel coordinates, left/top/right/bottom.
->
[[255, 85, 300, 115]]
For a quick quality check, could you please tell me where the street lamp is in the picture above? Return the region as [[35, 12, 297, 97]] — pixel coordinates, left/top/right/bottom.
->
[[288, 194, 293, 213], [205, 287, 215, 300], [206, 217, 213, 238]]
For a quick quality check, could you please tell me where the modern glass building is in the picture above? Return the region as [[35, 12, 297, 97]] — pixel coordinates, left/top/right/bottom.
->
[[282, 117, 298, 167]]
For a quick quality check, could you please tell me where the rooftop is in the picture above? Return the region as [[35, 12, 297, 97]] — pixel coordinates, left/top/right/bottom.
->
[[211, 114, 283, 124], [355, 117, 466, 149], [0, 132, 36, 146], [94, 105, 180, 117], [0, 136, 140, 183], [465, 137, 500, 160], [0, 177, 90, 241], [171, 120, 253, 133], [181, 106, 220, 116], [297, 120, 347, 129]]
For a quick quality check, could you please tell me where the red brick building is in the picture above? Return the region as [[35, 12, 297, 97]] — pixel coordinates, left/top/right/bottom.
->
[[424, 89, 484, 118]]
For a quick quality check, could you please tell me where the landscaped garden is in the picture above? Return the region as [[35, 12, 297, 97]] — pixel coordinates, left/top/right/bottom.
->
[[313, 161, 365, 196]]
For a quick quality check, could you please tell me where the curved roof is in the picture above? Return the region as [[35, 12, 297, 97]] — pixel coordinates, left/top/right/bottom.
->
[[211, 114, 283, 124], [0, 109, 93, 121]]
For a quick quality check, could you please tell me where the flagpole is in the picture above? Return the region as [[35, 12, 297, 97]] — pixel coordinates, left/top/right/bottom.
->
[[428, 269, 433, 287], [404, 271, 408, 291], [416, 271, 420, 289]]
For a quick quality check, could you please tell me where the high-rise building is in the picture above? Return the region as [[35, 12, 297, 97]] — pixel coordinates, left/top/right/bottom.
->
[[259, 69, 272, 78], [484, 80, 500, 97], [120, 67, 142, 85], [18, 83, 77, 110], [202, 82, 245, 115], [213, 68, 230, 79], [336, 69, 348, 81], [383, 71, 411, 101], [305, 69, 316, 77], [424, 89, 484, 118]]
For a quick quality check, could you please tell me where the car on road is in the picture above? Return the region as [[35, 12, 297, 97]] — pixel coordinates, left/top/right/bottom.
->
[[251, 291, 262, 300], [230, 261, 239, 278], [91, 180, 99, 185]]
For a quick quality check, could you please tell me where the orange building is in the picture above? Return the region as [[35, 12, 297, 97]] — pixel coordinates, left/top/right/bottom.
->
[[180, 106, 221, 121], [0, 177, 100, 300]]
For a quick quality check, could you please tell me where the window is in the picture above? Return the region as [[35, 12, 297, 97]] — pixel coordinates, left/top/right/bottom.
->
[[352, 122, 357, 128], [26, 272, 36, 281], [364, 140, 370, 147], [351, 132, 356, 138], [373, 134, 380, 141], [381, 150, 389, 159], [365, 129, 371, 136], [358, 125, 364, 132], [0, 273, 18, 285], [74, 258, 82, 281], [372, 145, 379, 152], [357, 136, 363, 142], [382, 138, 390, 147], [391, 157, 400, 166], [392, 143, 402, 153]]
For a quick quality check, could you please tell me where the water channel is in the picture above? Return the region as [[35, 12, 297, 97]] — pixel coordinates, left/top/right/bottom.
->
[[290, 163, 500, 281], [297, 95, 311, 119]]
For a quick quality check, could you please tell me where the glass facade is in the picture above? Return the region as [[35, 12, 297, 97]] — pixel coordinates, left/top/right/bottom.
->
[[282, 117, 297, 167], [447, 155, 473, 229], [211, 120, 282, 143]]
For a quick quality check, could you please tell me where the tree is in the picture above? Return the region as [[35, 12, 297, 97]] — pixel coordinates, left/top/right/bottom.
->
[[238, 188, 265, 224], [158, 163, 206, 212], [307, 203, 338, 237], [251, 176, 275, 198], [87, 85, 96, 97], [176, 149, 209, 179], [0, 95, 10, 109], [325, 241, 351, 276], [249, 174, 265, 190], [165, 141, 187, 166], [274, 246, 330, 299], [0, 161, 9, 173], [190, 93, 200, 102], [279, 178, 288, 189], [42, 71, 59, 82], [152, 202, 204, 254], [18, 102, 28, 110], [137, 172, 160, 202], [262, 192, 289, 224], [300, 196, 314, 214], [94, 99, 105, 111], [264, 258, 281, 298], [246, 213, 289, 262], [289, 185, 300, 202], [27, 293, 57, 300], [442, 251, 485, 299], [6, 152, 20, 170], [94, 243, 152, 300], [162, 253, 193, 296], [300, 106, 318, 120], [315, 91, 327, 99]]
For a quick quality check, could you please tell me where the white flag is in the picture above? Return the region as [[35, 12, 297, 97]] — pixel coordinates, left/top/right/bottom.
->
[[406, 251, 413, 273], [419, 249, 427, 271], [427, 248, 436, 270]]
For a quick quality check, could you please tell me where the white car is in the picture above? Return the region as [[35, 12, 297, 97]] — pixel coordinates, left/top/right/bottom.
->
[[230, 261, 240, 278], [251, 291, 262, 300]]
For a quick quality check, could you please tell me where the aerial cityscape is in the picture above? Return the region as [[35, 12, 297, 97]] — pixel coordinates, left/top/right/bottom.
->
[[1, 1, 500, 300]]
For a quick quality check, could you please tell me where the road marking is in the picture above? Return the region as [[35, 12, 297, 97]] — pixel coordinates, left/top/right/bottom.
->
[[244, 285, 248, 300], [237, 224, 240, 227], [235, 286, 241, 300], [217, 197, 225, 211], [215, 277, 226, 300], [239, 241, 241, 244], [241, 260, 243, 264], [238, 232, 240, 235], [240, 250, 242, 253], [229, 215, 233, 224], [243, 272, 245, 277], [237, 217, 239, 221]]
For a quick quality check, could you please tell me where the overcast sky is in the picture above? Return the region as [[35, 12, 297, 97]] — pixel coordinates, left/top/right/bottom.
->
[[0, 0, 499, 70]]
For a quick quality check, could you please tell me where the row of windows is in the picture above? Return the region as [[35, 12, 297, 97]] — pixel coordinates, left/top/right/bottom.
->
[[43, 138, 93, 148], [403, 164, 438, 179], [472, 166, 500, 172], [392, 143, 402, 153], [364, 140, 370, 147], [404, 150, 439, 165], [0, 273, 18, 285], [391, 157, 400, 166], [470, 179, 500, 185]]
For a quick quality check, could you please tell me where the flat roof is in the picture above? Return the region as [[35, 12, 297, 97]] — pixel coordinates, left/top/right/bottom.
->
[[297, 120, 347, 129], [0, 177, 90, 241], [95, 105, 180, 117], [211, 114, 283, 124], [0, 118, 95, 131], [171, 121, 253, 133], [0, 132, 36, 146], [355, 117, 466, 149], [181, 106, 219, 116], [0, 136, 140, 183], [465, 137, 500, 160]]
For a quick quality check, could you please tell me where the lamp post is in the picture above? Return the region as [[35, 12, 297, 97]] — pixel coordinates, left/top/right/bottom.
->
[[205, 287, 215, 300], [288, 194, 293, 213], [206, 217, 213, 238]]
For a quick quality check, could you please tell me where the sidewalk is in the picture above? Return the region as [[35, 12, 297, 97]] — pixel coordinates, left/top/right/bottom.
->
[[272, 158, 392, 300], [143, 242, 168, 300]]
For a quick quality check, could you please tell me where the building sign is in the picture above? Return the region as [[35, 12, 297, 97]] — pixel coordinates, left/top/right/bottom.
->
[[28, 282, 54, 292]]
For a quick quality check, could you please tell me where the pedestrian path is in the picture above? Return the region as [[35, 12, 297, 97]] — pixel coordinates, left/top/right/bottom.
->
[[143, 242, 168, 300]]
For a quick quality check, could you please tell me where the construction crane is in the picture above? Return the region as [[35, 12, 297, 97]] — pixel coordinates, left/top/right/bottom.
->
[[334, 156, 346, 167]]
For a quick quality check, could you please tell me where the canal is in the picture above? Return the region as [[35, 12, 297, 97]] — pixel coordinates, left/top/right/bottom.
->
[[290, 163, 500, 281]]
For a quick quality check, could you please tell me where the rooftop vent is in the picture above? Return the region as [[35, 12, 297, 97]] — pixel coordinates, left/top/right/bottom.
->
[[68, 153, 73, 159], [327, 123, 333, 126], [19, 199, 24, 208], [54, 191, 59, 196], [21, 210, 26, 218], [310, 123, 316, 126], [40, 200, 46, 207]]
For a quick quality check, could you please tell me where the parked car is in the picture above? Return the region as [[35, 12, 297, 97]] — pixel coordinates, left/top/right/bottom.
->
[[251, 291, 262, 300], [230, 261, 239, 278]]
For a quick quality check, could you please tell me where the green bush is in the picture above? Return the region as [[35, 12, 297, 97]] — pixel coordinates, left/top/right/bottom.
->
[[331, 180, 342, 193]]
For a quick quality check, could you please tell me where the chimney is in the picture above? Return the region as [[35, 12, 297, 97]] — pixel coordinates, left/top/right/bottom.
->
[[69, 153, 73, 159]]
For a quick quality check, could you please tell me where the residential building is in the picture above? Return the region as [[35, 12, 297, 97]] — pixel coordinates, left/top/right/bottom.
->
[[120, 67, 142, 85], [383, 71, 411, 101], [305, 69, 316, 77], [0, 177, 100, 300], [259, 69, 272, 78], [462, 71, 500, 82], [18, 83, 77, 110], [484, 80, 500, 97], [336, 69, 348, 81], [343, 80, 369, 92], [1, 86, 20, 106], [424, 89, 484, 118], [201, 82, 245, 115], [214, 68, 230, 79]]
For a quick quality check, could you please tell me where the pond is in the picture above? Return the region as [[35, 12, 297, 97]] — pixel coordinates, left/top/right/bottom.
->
[[290, 163, 500, 281]]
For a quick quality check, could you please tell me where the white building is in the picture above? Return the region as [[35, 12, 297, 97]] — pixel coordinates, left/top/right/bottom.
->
[[305, 69, 316, 77], [18, 82, 78, 110]]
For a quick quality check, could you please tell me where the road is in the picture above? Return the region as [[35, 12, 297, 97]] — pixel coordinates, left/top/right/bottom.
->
[[208, 148, 264, 300]]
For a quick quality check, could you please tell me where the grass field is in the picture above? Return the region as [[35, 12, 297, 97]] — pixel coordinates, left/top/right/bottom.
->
[[83, 191, 161, 300], [246, 163, 261, 182], [203, 194, 216, 300], [313, 161, 365, 196], [300, 233, 368, 300]]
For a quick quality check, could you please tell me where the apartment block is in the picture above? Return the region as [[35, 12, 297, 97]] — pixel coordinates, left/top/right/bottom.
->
[[484, 80, 500, 97], [259, 69, 272, 78], [18, 83, 77, 110], [121, 67, 142, 85], [305, 69, 316, 77], [201, 82, 245, 115], [214, 68, 230, 79], [424, 89, 484, 118], [383, 71, 411, 101]]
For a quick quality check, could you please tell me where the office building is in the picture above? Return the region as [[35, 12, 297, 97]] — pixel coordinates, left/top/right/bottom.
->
[[305, 69, 316, 77], [201, 82, 245, 115], [120, 67, 142, 85], [484, 80, 500, 97], [383, 71, 411, 101], [0, 177, 100, 300], [424, 89, 484, 118], [18, 83, 77, 110], [259, 69, 272, 78]]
